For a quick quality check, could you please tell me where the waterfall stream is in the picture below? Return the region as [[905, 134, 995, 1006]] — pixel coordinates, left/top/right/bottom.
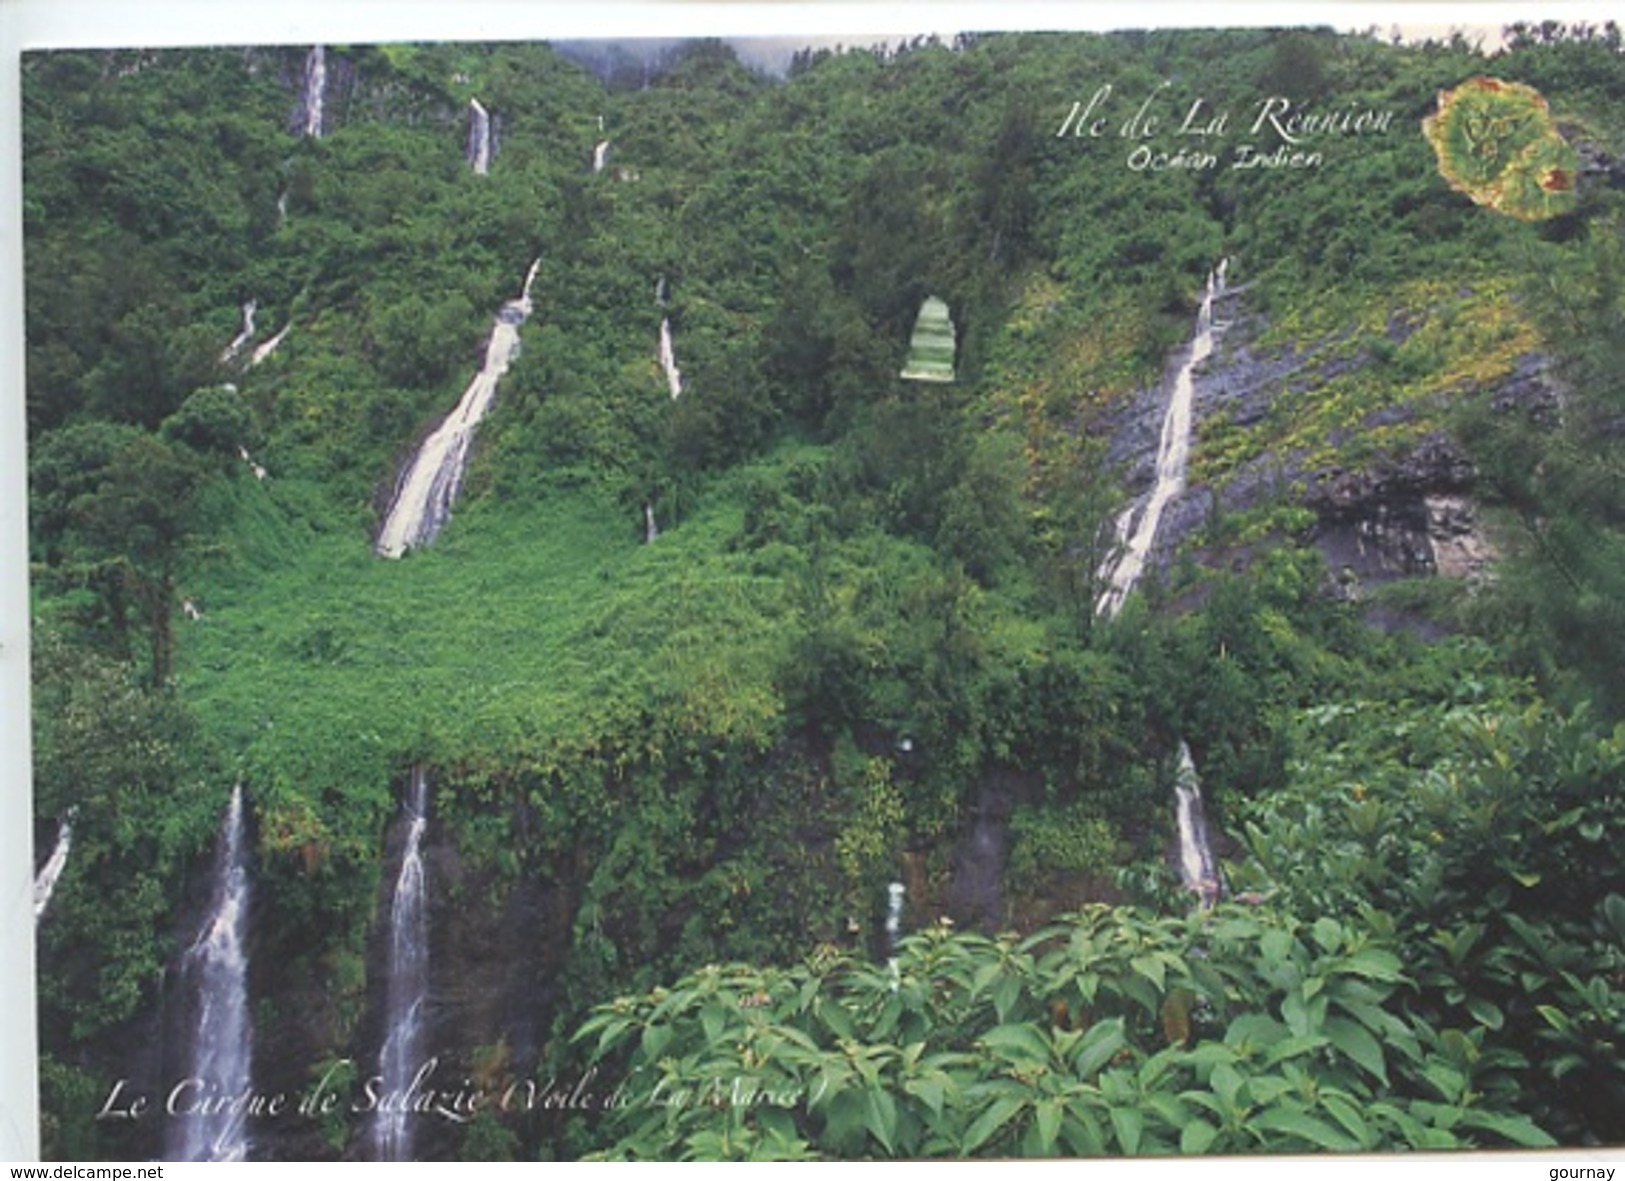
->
[[644, 502, 660, 544], [592, 140, 610, 174], [301, 47, 326, 139], [884, 881, 905, 954], [467, 99, 492, 175], [168, 786, 253, 1162], [1174, 746, 1222, 906], [375, 259, 541, 557], [219, 300, 258, 365], [1093, 262, 1229, 906], [33, 810, 74, 923], [658, 318, 682, 399], [1096, 260, 1226, 618], [373, 768, 430, 1162], [248, 323, 291, 368]]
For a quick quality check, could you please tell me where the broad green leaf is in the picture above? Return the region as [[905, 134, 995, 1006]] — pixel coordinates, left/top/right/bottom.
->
[[981, 1022, 1051, 1066], [1467, 997, 1504, 1030], [1312, 917, 1343, 954], [1034, 1097, 1062, 1154], [962, 1096, 1025, 1154], [1076, 1017, 1126, 1078], [993, 972, 1023, 1023], [641, 1022, 671, 1061], [1341, 948, 1404, 982], [1261, 927, 1293, 965], [902, 1075, 947, 1119], [1180, 1118, 1219, 1155], [1131, 954, 1166, 991], [1251, 1106, 1359, 1151], [1264, 1033, 1330, 1066], [1456, 1109, 1558, 1148], [864, 1088, 897, 1154], [1109, 1105, 1143, 1154], [1211, 1061, 1244, 1109], [1320, 1091, 1373, 1149], [1325, 1016, 1388, 1085]]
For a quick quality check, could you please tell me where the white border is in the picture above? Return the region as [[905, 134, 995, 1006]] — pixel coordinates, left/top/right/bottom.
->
[[4, 0, 1625, 1166]]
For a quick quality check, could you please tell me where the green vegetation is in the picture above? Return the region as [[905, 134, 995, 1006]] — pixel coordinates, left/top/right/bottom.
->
[[22, 26, 1625, 1161]]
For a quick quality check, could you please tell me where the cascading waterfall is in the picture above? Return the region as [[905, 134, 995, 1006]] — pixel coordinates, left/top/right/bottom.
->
[[658, 317, 683, 399], [466, 99, 492, 175], [1093, 262, 1229, 906], [375, 258, 541, 558], [644, 502, 660, 544], [884, 881, 905, 954], [237, 446, 268, 481], [33, 809, 75, 922], [1174, 747, 1221, 906], [301, 46, 327, 139], [219, 300, 258, 365], [884, 881, 906, 991], [1095, 259, 1227, 618], [373, 768, 430, 1162], [248, 322, 291, 368], [592, 140, 610, 174], [168, 785, 253, 1162]]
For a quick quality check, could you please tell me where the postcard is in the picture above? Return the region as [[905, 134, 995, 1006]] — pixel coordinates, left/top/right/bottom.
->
[[7, 1, 1624, 1164]]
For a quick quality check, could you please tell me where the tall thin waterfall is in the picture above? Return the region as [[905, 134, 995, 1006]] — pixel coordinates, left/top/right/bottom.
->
[[1093, 262, 1229, 906], [219, 300, 258, 365], [169, 786, 253, 1162], [644, 502, 660, 544], [1095, 260, 1226, 618], [658, 318, 682, 399], [373, 768, 430, 1162], [884, 881, 905, 954], [376, 259, 541, 557], [248, 323, 291, 368], [301, 46, 327, 139], [1174, 747, 1221, 906], [592, 140, 610, 174], [33, 810, 74, 922], [467, 99, 492, 175]]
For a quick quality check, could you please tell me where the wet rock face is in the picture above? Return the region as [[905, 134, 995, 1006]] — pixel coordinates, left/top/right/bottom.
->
[[1095, 281, 1550, 601], [1304, 433, 1477, 588]]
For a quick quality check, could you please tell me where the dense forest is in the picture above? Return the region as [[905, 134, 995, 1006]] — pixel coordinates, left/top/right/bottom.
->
[[21, 24, 1625, 1160]]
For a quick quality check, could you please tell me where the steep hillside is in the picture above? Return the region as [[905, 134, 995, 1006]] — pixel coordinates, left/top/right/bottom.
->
[[23, 28, 1625, 1161]]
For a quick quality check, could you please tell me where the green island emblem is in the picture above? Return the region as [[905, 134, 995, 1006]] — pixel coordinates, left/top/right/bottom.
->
[[1423, 76, 1578, 221]]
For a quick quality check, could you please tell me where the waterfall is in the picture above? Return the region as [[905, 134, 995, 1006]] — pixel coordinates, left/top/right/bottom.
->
[[373, 768, 430, 1162], [658, 318, 682, 399], [237, 446, 268, 481], [1174, 746, 1221, 907], [168, 786, 253, 1162], [33, 810, 74, 922], [467, 99, 492, 175], [1092, 262, 1229, 906], [276, 190, 288, 227], [655, 275, 669, 306], [301, 46, 327, 139], [592, 140, 610, 174], [375, 258, 541, 558], [884, 881, 905, 954], [1095, 260, 1226, 617], [248, 323, 291, 368], [644, 502, 659, 544], [219, 300, 258, 365]]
